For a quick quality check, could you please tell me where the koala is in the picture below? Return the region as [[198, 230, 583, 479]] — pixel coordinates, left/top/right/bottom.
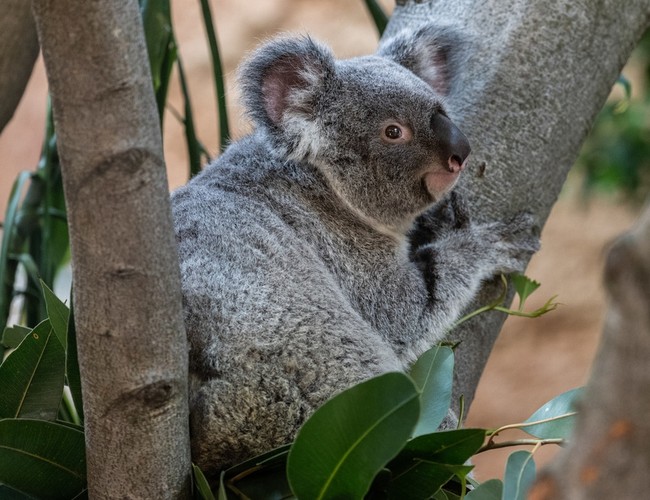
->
[[171, 25, 539, 479]]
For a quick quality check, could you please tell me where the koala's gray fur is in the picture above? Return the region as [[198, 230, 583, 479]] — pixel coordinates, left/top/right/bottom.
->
[[171, 25, 539, 478]]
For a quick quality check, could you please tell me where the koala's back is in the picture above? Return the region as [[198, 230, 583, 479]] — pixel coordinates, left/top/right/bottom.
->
[[171, 133, 403, 473]]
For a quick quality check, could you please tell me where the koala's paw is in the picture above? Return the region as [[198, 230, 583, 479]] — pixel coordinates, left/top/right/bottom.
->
[[411, 191, 471, 247], [460, 213, 540, 278], [482, 212, 540, 274]]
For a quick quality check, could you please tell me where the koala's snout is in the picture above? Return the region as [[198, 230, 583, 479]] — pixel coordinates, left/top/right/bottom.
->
[[430, 113, 471, 173]]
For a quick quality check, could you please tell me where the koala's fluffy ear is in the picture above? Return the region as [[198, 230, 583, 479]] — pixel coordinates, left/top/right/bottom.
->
[[377, 25, 460, 95], [240, 36, 336, 130]]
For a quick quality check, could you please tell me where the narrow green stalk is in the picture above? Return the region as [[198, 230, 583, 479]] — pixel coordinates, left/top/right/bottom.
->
[[62, 386, 82, 426], [477, 438, 564, 454], [199, 0, 230, 151], [487, 412, 578, 438], [363, 0, 389, 35], [177, 56, 203, 177], [0, 171, 32, 329]]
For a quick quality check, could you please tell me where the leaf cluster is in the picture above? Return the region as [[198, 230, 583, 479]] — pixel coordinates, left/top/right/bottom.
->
[[201, 346, 581, 500], [0, 282, 86, 499]]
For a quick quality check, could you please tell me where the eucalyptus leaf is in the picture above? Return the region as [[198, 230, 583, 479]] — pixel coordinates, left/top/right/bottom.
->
[[41, 280, 69, 348], [139, 0, 175, 122], [523, 387, 582, 439], [511, 274, 540, 310], [433, 488, 449, 500], [227, 462, 293, 499], [223, 443, 290, 480], [192, 464, 216, 500], [0, 320, 65, 420], [465, 479, 503, 500], [221, 444, 292, 499], [287, 372, 420, 499], [0, 418, 86, 498], [218, 472, 228, 500], [1, 325, 32, 349], [387, 462, 472, 499], [409, 345, 454, 437], [386, 430, 484, 498], [502, 451, 535, 500], [395, 429, 486, 465], [0, 483, 34, 500]]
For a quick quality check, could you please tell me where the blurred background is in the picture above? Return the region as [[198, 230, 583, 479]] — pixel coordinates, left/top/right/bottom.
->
[[1, 0, 648, 481]]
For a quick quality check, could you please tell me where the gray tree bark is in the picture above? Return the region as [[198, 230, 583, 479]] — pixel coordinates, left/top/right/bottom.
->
[[385, 0, 650, 412], [31, 1, 191, 498], [0, 0, 39, 134], [530, 202, 650, 498]]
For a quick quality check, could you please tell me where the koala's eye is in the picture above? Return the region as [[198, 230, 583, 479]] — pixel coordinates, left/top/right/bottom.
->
[[380, 121, 412, 144], [385, 125, 402, 139]]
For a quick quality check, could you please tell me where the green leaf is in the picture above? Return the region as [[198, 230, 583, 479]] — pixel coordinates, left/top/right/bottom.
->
[[523, 387, 582, 440], [193, 464, 216, 500], [466, 479, 503, 500], [0, 320, 65, 420], [227, 462, 292, 499], [502, 451, 535, 500], [0, 418, 86, 498], [287, 372, 420, 499], [511, 274, 540, 310], [1, 325, 32, 349], [433, 490, 450, 500], [441, 491, 462, 500], [139, 0, 177, 123], [221, 445, 292, 499], [218, 472, 228, 500], [397, 429, 486, 464], [224, 443, 290, 479], [386, 430, 485, 497], [409, 345, 454, 437], [0, 483, 34, 500], [41, 280, 69, 347], [387, 462, 472, 499]]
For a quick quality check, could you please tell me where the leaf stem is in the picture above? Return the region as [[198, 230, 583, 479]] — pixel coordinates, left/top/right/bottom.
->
[[477, 438, 564, 454], [487, 412, 578, 438]]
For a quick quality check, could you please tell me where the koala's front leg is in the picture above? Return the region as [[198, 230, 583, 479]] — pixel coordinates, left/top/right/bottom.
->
[[412, 195, 540, 332]]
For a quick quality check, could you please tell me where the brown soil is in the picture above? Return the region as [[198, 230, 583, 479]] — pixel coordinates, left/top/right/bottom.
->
[[0, 0, 637, 483]]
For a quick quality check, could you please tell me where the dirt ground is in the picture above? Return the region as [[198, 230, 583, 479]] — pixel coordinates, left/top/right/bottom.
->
[[0, 0, 638, 482]]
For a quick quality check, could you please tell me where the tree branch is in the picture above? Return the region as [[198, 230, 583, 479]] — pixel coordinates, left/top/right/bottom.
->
[[0, 0, 39, 135], [31, 0, 191, 497], [385, 0, 650, 412]]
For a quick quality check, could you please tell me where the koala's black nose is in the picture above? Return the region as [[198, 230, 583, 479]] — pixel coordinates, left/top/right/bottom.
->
[[430, 112, 471, 173]]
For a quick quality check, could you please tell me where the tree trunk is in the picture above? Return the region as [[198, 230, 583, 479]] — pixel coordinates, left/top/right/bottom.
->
[[385, 0, 650, 412], [0, 0, 39, 134], [531, 202, 650, 498], [31, 1, 191, 498]]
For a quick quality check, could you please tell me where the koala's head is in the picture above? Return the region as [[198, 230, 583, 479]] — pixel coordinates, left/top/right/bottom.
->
[[240, 26, 470, 233]]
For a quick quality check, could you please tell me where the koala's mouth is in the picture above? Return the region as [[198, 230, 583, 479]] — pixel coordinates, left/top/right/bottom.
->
[[421, 168, 461, 200]]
